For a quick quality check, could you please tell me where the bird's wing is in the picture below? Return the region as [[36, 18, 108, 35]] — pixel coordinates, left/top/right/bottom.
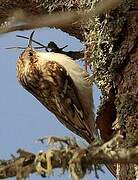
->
[[40, 60, 94, 142], [37, 52, 94, 122]]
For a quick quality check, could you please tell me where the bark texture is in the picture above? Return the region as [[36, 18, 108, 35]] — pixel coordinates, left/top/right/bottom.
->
[[0, 0, 83, 39]]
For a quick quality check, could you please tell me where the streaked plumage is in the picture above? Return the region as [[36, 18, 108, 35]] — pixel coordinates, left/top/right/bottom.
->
[[16, 32, 97, 143]]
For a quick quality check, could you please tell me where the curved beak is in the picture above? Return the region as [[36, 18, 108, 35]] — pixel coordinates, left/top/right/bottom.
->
[[28, 31, 35, 48]]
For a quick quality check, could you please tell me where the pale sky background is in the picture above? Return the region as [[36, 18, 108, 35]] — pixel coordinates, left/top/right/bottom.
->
[[0, 28, 115, 180]]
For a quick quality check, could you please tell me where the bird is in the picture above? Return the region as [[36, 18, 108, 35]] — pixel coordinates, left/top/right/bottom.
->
[[16, 31, 98, 143], [16, 31, 116, 177]]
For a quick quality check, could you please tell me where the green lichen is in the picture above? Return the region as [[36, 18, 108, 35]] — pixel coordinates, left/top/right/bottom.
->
[[79, 0, 136, 92]]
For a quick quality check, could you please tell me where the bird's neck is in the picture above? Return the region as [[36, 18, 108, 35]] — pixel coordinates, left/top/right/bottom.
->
[[17, 58, 38, 86]]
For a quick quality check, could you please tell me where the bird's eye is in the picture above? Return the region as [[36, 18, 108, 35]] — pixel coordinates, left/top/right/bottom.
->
[[29, 51, 33, 56]]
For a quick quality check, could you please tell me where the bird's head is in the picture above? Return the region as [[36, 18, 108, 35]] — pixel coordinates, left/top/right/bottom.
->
[[18, 31, 36, 65], [16, 31, 38, 83]]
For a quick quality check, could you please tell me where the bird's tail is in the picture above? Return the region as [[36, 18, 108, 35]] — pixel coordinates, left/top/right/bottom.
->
[[82, 117, 116, 178]]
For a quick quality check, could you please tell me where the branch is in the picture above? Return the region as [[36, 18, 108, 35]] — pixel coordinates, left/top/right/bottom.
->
[[13, 34, 85, 60], [0, 0, 121, 35], [0, 149, 36, 180], [0, 136, 137, 180], [46, 41, 84, 60]]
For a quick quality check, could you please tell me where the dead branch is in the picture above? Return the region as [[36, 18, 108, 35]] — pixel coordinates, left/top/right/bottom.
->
[[14, 35, 85, 60], [0, 136, 137, 180]]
